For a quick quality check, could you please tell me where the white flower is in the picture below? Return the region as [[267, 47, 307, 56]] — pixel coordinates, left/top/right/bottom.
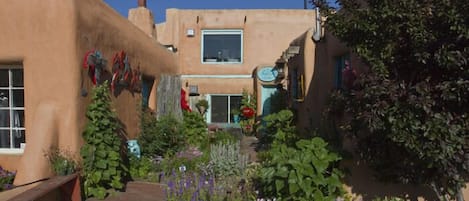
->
[[179, 165, 186, 172]]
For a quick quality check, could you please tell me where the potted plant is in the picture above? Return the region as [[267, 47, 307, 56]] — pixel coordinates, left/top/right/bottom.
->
[[195, 99, 209, 115], [231, 108, 240, 123]]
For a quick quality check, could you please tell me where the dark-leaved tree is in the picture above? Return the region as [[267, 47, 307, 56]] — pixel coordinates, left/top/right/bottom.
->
[[315, 0, 469, 200]]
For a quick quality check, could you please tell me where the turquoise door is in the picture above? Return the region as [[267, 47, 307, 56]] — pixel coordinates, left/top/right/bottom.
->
[[261, 85, 278, 117]]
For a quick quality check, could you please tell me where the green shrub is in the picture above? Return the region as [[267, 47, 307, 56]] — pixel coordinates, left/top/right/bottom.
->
[[81, 82, 128, 199], [209, 141, 249, 178], [139, 112, 185, 157], [372, 197, 405, 201], [46, 147, 78, 176], [259, 137, 344, 201], [182, 111, 208, 148], [129, 155, 158, 181], [210, 130, 237, 145], [259, 109, 298, 150]]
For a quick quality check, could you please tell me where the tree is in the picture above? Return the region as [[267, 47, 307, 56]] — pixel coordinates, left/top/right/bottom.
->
[[316, 0, 469, 199]]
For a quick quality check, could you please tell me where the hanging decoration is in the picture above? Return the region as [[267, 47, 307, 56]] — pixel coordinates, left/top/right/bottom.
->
[[111, 51, 141, 93], [180, 89, 192, 112], [83, 50, 107, 85]]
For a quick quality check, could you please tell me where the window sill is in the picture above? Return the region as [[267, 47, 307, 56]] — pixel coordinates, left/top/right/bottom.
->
[[202, 61, 243, 65], [0, 148, 24, 155]]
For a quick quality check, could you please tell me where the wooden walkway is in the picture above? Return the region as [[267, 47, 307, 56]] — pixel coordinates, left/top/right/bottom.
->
[[86, 182, 166, 201]]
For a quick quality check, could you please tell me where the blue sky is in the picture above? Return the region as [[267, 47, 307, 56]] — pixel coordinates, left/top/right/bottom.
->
[[103, 0, 317, 23]]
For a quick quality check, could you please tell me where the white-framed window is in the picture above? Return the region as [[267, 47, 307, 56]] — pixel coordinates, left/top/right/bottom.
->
[[201, 30, 243, 64], [0, 66, 25, 152], [207, 94, 242, 123]]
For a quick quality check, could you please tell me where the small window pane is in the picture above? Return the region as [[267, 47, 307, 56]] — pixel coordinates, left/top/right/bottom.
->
[[13, 130, 25, 148], [0, 129, 10, 148], [12, 110, 24, 128], [0, 110, 10, 127], [12, 69, 24, 87], [0, 70, 8, 87], [0, 90, 9, 107], [211, 96, 228, 123], [13, 90, 24, 107]]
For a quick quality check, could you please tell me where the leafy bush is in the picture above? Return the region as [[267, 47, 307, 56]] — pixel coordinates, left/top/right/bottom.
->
[[0, 166, 15, 191], [139, 112, 185, 157], [372, 197, 405, 201], [45, 147, 79, 176], [129, 155, 158, 181], [210, 130, 237, 145], [81, 83, 128, 199], [259, 109, 298, 150], [318, 0, 469, 198], [259, 137, 344, 201], [209, 141, 249, 178], [182, 111, 208, 149]]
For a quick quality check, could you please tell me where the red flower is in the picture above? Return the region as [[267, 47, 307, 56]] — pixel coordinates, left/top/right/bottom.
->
[[241, 107, 255, 118]]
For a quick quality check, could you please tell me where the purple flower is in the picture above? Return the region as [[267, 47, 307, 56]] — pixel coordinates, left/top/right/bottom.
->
[[185, 176, 192, 188], [167, 180, 175, 194], [178, 180, 184, 196], [208, 176, 214, 195], [191, 189, 199, 201]]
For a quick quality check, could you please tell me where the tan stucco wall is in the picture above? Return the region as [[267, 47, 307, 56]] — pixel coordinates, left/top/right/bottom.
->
[[0, 0, 178, 185], [156, 9, 316, 99]]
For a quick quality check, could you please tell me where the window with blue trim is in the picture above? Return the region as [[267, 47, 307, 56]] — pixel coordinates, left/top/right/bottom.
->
[[334, 54, 350, 89], [202, 30, 243, 64]]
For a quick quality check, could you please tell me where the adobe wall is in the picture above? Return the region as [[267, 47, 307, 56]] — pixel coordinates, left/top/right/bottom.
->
[[156, 9, 316, 99], [75, 0, 178, 139], [0, 0, 178, 185], [0, 0, 80, 184]]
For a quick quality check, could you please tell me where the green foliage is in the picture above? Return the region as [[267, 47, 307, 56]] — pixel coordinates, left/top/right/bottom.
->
[[195, 99, 209, 109], [182, 111, 208, 148], [160, 149, 210, 176], [81, 83, 128, 199], [210, 130, 237, 145], [138, 112, 185, 157], [372, 197, 405, 201], [231, 108, 240, 115], [129, 155, 158, 181], [259, 109, 298, 150], [269, 88, 289, 114], [318, 0, 469, 198], [45, 147, 78, 176], [259, 137, 344, 201], [209, 141, 249, 178]]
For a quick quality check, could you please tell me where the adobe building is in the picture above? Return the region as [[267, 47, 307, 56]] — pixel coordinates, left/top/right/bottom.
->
[[0, 0, 178, 186], [153, 8, 316, 126], [1, 0, 468, 200]]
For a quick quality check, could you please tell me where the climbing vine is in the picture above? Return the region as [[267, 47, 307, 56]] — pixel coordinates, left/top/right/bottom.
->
[[81, 82, 128, 199]]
